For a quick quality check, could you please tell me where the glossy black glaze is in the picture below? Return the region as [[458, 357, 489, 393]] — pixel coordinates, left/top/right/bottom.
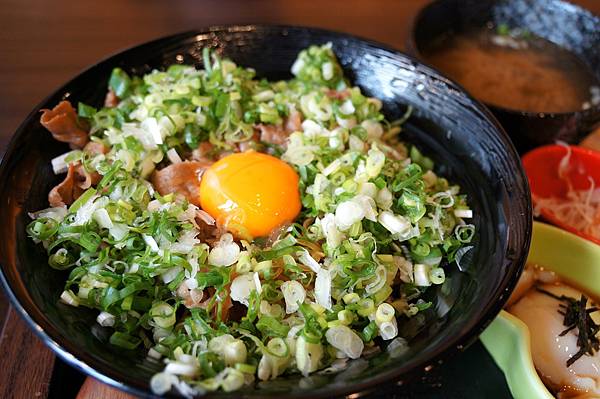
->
[[409, 0, 600, 154], [0, 26, 532, 398]]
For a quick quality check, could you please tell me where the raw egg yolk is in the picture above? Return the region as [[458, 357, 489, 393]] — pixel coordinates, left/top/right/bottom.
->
[[199, 151, 302, 239]]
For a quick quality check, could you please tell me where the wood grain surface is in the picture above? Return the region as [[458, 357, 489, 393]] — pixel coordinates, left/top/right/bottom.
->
[[0, 307, 55, 399], [0, 1, 598, 398], [0, 0, 429, 152], [76, 378, 135, 399]]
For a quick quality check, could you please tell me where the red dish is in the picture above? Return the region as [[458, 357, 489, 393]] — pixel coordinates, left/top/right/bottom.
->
[[522, 144, 600, 245]]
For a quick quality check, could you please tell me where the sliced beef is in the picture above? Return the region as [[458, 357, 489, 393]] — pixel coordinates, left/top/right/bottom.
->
[[40, 101, 89, 149], [325, 88, 351, 100], [151, 161, 212, 206], [104, 89, 119, 108], [257, 108, 302, 147], [284, 108, 302, 133], [47, 159, 104, 207], [48, 164, 84, 207]]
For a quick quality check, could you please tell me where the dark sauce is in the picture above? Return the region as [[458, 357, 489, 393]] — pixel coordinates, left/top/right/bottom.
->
[[423, 28, 600, 113]]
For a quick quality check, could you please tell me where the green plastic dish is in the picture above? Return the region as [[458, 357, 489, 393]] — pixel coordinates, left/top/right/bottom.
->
[[481, 221, 600, 399]]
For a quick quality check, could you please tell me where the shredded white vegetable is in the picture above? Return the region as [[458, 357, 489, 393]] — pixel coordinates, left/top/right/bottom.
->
[[28, 44, 478, 394], [230, 274, 257, 306], [166, 148, 183, 164], [164, 362, 198, 377], [51, 151, 77, 174], [319, 213, 345, 249], [533, 145, 600, 240], [208, 233, 240, 267], [96, 311, 116, 327], [454, 209, 473, 219], [60, 290, 79, 307], [413, 264, 431, 286], [315, 268, 332, 310], [143, 234, 160, 252], [325, 325, 364, 359], [298, 249, 321, 273], [378, 317, 399, 340], [295, 336, 323, 376], [280, 280, 306, 314], [150, 372, 179, 395], [378, 211, 411, 236], [335, 200, 365, 231]]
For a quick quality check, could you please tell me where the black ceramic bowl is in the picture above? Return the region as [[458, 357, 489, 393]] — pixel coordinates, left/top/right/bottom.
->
[[409, 0, 600, 154], [0, 26, 531, 398]]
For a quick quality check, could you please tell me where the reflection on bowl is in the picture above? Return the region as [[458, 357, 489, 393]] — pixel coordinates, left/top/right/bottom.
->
[[0, 26, 531, 397], [409, 0, 600, 153], [481, 221, 600, 399]]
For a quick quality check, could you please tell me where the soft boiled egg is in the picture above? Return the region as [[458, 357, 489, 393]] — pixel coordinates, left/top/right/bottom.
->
[[199, 151, 301, 239], [510, 284, 600, 398]]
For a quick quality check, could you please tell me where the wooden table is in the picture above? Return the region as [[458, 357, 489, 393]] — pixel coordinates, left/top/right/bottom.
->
[[1, 1, 598, 398]]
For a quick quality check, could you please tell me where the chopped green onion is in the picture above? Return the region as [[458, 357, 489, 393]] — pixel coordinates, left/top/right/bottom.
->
[[108, 68, 131, 98], [78, 102, 97, 118], [109, 331, 141, 349], [28, 43, 476, 393], [68, 188, 97, 213]]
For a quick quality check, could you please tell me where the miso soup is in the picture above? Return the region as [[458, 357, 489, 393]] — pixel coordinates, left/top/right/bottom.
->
[[423, 28, 600, 113]]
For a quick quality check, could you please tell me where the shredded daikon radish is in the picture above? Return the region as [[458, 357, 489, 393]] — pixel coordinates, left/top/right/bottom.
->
[[533, 145, 600, 239]]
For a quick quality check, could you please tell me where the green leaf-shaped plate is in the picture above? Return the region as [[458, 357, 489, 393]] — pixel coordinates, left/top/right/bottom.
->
[[481, 221, 600, 399]]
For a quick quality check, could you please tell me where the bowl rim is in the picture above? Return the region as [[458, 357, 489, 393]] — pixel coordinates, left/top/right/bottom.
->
[[0, 24, 531, 398], [406, 0, 600, 119], [482, 220, 600, 399]]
